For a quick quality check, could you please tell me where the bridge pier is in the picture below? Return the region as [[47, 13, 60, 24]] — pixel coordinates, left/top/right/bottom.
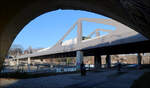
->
[[27, 57, 31, 72], [94, 54, 102, 70], [16, 58, 19, 66], [106, 55, 111, 68], [137, 53, 142, 68], [76, 51, 83, 71], [16, 58, 19, 70]]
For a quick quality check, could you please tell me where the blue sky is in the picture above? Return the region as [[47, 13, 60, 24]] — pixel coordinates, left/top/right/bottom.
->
[[12, 10, 115, 50]]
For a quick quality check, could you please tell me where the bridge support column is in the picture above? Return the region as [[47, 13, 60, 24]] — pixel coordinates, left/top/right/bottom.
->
[[106, 55, 111, 68], [16, 58, 19, 66], [27, 57, 31, 72], [16, 58, 19, 70], [94, 54, 102, 70], [76, 51, 83, 71], [137, 53, 142, 68]]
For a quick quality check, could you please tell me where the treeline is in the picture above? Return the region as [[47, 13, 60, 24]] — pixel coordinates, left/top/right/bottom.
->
[[8, 44, 43, 58]]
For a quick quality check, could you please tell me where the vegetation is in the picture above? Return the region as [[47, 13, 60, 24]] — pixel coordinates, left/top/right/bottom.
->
[[8, 44, 44, 58], [8, 44, 24, 57]]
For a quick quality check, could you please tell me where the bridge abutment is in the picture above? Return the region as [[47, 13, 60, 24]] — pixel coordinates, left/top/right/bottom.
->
[[76, 51, 83, 71], [106, 55, 111, 68]]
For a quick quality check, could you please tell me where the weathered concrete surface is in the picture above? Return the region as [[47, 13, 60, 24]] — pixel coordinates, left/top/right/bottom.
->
[[106, 55, 111, 68], [76, 51, 83, 70], [0, 69, 147, 88], [94, 54, 102, 69], [0, 0, 150, 70]]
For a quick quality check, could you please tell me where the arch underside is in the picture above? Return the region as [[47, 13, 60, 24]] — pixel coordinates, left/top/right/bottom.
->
[[0, 0, 150, 70]]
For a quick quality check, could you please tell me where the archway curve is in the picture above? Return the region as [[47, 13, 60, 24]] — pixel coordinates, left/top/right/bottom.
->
[[0, 0, 149, 70]]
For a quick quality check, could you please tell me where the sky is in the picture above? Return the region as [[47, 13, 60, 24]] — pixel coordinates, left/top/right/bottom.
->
[[12, 10, 116, 50]]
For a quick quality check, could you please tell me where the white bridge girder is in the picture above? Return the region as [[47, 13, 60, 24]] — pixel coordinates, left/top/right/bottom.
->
[[56, 18, 118, 47]]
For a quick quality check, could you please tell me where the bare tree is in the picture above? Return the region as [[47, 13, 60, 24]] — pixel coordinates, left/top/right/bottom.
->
[[27, 46, 33, 54], [8, 44, 24, 57]]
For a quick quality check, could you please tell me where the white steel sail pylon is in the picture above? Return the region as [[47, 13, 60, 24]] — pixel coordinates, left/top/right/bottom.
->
[[56, 18, 117, 46]]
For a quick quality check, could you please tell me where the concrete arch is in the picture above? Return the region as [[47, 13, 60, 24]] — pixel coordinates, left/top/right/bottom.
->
[[0, 0, 150, 70]]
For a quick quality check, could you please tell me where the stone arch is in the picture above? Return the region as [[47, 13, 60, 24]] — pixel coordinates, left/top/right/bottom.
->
[[0, 0, 149, 70]]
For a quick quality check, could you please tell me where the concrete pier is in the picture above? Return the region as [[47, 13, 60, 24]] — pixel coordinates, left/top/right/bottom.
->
[[94, 54, 102, 70], [137, 53, 142, 67], [106, 55, 111, 68], [16, 58, 19, 70], [76, 51, 83, 70], [27, 57, 31, 72], [16, 58, 19, 66]]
